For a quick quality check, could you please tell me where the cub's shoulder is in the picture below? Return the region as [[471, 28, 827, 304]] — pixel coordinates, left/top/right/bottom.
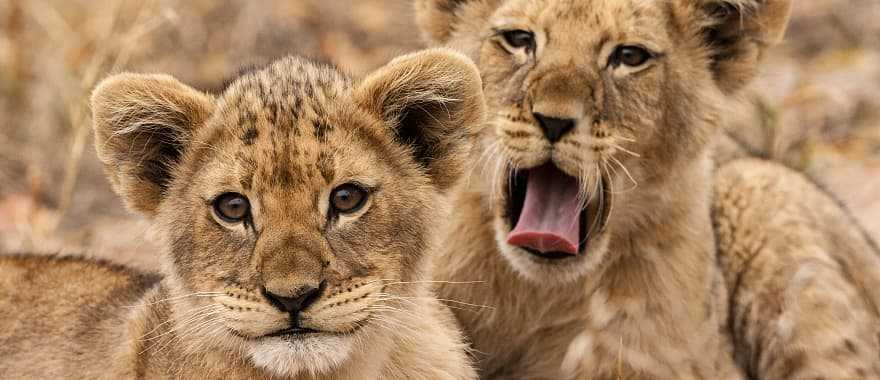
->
[[713, 157, 878, 257]]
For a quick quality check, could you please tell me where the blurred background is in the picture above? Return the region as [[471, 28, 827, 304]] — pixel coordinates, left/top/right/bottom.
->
[[0, 0, 878, 270]]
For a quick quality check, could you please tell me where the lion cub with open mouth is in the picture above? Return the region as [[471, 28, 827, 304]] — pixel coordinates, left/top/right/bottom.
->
[[0, 49, 483, 379]]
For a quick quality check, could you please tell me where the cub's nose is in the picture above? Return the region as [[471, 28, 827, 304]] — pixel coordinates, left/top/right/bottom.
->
[[533, 113, 576, 143], [264, 284, 322, 314]]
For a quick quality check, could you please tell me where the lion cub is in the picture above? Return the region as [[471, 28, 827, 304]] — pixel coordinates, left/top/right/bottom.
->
[[0, 49, 483, 379]]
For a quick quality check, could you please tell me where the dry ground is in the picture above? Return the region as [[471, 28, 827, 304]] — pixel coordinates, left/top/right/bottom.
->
[[0, 0, 878, 270]]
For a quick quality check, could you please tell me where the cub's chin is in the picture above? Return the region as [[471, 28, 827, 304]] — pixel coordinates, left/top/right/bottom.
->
[[247, 332, 355, 377], [494, 163, 613, 284], [493, 218, 612, 284]]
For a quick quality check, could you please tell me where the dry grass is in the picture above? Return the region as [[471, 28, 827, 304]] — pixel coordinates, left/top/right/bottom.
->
[[0, 0, 878, 268]]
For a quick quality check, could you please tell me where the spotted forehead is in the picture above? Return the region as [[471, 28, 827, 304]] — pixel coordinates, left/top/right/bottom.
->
[[205, 57, 360, 192]]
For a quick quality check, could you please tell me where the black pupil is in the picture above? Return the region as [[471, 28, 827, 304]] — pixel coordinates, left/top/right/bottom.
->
[[332, 185, 364, 212], [619, 47, 648, 66], [504, 31, 533, 49], [219, 195, 248, 220]]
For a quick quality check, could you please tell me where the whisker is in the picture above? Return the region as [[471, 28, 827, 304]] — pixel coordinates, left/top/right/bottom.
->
[[614, 133, 637, 143], [371, 293, 494, 311], [142, 308, 221, 354], [581, 166, 607, 246], [140, 306, 224, 355], [140, 304, 219, 341], [125, 292, 224, 308], [490, 147, 506, 206], [607, 155, 638, 193], [181, 319, 225, 357], [153, 310, 223, 356], [366, 308, 425, 337], [571, 164, 602, 233], [366, 309, 421, 331], [467, 140, 502, 190], [372, 279, 486, 287], [609, 142, 641, 158], [435, 298, 495, 310], [369, 317, 422, 345], [370, 294, 422, 311], [367, 304, 418, 319]]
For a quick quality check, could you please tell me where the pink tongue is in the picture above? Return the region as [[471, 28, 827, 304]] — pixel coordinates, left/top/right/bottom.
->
[[507, 164, 582, 255]]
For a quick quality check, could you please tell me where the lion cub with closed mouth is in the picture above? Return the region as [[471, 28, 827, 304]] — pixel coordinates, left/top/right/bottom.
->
[[0, 49, 483, 379]]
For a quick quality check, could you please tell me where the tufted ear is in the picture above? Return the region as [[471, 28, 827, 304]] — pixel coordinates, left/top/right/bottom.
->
[[354, 49, 485, 191], [91, 73, 214, 216], [414, 0, 501, 45], [697, 0, 792, 93]]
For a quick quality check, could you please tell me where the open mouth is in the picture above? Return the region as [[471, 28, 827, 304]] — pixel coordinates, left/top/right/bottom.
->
[[505, 163, 610, 260]]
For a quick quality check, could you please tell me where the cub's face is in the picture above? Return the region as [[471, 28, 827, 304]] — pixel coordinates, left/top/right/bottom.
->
[[164, 74, 431, 375], [417, 0, 791, 282], [91, 51, 483, 377]]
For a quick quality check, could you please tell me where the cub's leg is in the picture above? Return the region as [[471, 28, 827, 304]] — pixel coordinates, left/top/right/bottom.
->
[[713, 158, 880, 379]]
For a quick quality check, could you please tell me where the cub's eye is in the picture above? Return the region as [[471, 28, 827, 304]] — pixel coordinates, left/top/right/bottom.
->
[[213, 193, 251, 223], [610, 45, 652, 68], [330, 184, 368, 214], [501, 30, 535, 51]]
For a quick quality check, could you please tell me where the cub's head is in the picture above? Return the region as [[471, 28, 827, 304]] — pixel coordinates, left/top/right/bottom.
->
[[91, 50, 483, 377], [416, 0, 791, 282]]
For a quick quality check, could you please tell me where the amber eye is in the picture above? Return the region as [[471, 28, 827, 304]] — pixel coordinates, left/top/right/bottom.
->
[[610, 45, 652, 68], [213, 193, 251, 222], [501, 30, 535, 51], [330, 184, 368, 214]]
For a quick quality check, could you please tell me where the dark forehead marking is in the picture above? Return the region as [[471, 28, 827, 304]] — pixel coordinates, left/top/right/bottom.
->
[[305, 81, 316, 98], [267, 127, 299, 187], [317, 151, 335, 184], [261, 76, 303, 132], [312, 190, 321, 210], [313, 119, 333, 143], [213, 56, 357, 191], [435, 0, 467, 13], [595, 31, 612, 56], [222, 56, 348, 127], [240, 127, 259, 145], [285, 96, 304, 134], [662, 2, 681, 41]]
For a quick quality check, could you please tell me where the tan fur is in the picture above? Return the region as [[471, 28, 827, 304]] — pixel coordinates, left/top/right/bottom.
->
[[419, 0, 880, 378], [408, 0, 847, 378], [714, 158, 880, 378], [0, 49, 485, 379]]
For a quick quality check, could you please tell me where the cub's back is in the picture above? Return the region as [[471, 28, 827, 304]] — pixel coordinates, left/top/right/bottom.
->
[[0, 255, 159, 378], [713, 158, 880, 377]]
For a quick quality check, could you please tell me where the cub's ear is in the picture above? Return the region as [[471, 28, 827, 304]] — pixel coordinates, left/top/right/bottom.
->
[[698, 0, 792, 93], [354, 49, 485, 191], [414, 0, 500, 44], [91, 73, 214, 216]]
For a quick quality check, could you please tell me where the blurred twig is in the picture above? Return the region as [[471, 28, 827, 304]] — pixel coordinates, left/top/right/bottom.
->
[[21, 0, 174, 230]]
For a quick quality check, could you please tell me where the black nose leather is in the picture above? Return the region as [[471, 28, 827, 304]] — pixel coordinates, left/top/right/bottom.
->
[[264, 285, 321, 314], [533, 113, 576, 143]]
